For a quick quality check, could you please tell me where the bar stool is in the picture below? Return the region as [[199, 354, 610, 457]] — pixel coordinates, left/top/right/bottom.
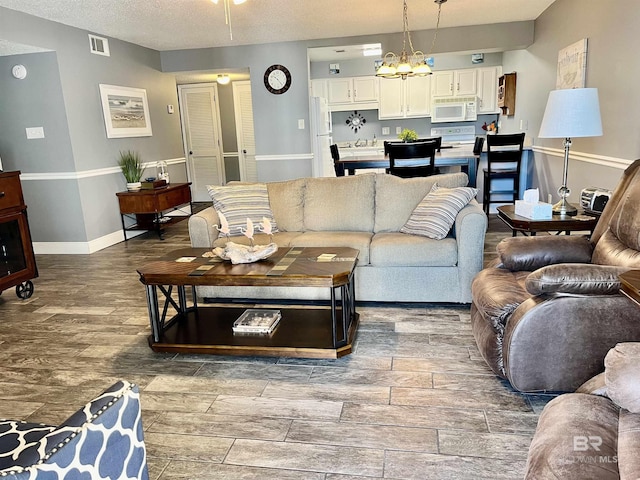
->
[[483, 133, 525, 215], [330, 144, 344, 177]]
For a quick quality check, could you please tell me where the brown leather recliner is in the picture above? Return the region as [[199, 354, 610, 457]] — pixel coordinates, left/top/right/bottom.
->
[[471, 159, 640, 393]]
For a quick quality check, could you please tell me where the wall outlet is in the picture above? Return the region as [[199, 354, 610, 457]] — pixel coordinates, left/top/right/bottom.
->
[[396, 126, 402, 134], [25, 127, 45, 139], [298, 119, 305, 129], [167, 105, 174, 114], [382, 127, 390, 135], [519, 119, 528, 130]]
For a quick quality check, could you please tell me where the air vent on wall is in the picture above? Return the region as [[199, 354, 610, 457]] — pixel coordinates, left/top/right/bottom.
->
[[89, 34, 110, 56]]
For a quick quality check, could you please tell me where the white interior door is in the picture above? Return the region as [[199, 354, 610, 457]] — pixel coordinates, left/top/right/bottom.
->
[[178, 84, 225, 201], [232, 81, 257, 182]]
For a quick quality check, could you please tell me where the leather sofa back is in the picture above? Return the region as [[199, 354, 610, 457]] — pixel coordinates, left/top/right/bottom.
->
[[592, 159, 640, 266]]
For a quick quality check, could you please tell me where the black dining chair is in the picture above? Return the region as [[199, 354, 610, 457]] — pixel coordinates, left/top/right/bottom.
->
[[482, 133, 525, 215], [462, 136, 485, 180], [330, 144, 345, 177], [387, 141, 438, 178]]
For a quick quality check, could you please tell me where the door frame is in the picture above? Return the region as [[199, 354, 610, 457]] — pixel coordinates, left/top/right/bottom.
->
[[177, 83, 226, 190]]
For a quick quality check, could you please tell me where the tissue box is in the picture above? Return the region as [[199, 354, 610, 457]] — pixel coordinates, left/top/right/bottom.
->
[[515, 200, 553, 219]]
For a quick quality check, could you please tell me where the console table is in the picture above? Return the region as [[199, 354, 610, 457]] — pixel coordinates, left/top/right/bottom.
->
[[116, 183, 192, 240]]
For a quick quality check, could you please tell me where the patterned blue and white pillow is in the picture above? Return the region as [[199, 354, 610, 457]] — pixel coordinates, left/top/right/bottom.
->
[[400, 184, 478, 240], [207, 183, 279, 238]]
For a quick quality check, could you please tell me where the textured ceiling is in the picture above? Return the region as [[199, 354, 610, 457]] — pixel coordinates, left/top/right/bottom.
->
[[0, 0, 557, 52]]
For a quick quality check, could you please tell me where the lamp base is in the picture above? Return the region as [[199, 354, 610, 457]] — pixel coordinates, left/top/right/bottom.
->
[[552, 198, 578, 216]]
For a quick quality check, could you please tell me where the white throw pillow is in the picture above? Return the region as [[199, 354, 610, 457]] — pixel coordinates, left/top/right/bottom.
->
[[207, 183, 279, 238], [400, 184, 478, 240]]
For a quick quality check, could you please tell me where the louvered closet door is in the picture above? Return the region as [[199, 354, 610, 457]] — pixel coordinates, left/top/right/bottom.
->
[[233, 81, 257, 182], [179, 85, 225, 201]]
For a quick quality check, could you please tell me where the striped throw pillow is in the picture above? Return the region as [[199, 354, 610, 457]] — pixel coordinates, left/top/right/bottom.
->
[[400, 184, 478, 240], [207, 183, 279, 238]]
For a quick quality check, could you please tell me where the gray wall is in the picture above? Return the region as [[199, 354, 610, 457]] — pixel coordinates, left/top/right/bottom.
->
[[0, 7, 185, 247], [500, 0, 640, 202]]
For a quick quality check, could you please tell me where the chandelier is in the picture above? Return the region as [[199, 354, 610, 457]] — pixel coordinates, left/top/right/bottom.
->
[[211, 0, 247, 40], [376, 0, 447, 80]]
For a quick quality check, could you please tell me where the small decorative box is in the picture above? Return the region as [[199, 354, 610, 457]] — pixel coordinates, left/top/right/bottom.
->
[[515, 200, 553, 219], [141, 179, 167, 189]]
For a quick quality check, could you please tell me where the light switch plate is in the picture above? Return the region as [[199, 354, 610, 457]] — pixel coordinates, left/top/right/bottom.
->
[[382, 127, 390, 135], [396, 127, 402, 134], [298, 119, 305, 129], [26, 127, 45, 139]]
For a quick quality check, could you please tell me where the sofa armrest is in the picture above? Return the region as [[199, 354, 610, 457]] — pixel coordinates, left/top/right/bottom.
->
[[454, 199, 488, 303], [525, 264, 630, 296], [188, 206, 219, 248], [604, 342, 640, 413], [497, 235, 593, 271]]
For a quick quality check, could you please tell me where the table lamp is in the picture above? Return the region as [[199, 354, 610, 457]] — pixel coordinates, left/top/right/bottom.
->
[[539, 88, 603, 215]]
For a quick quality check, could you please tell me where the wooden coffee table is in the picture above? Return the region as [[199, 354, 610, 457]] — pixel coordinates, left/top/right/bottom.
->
[[137, 246, 359, 358], [497, 205, 599, 237]]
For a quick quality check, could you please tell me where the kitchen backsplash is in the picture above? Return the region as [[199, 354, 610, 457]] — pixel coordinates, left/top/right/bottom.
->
[[330, 110, 499, 143]]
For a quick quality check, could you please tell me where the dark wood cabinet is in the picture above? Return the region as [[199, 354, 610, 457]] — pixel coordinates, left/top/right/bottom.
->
[[498, 72, 517, 116], [0, 171, 38, 299]]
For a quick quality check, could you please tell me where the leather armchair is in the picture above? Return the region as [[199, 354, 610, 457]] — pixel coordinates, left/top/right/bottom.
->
[[471, 159, 640, 392]]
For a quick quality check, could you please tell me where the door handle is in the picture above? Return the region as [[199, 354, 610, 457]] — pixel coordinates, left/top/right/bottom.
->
[[243, 149, 247, 154], [0, 192, 4, 198], [189, 151, 193, 155]]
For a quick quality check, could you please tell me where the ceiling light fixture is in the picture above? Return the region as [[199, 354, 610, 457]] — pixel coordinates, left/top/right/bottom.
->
[[376, 0, 447, 80], [216, 74, 231, 85], [211, 0, 247, 40]]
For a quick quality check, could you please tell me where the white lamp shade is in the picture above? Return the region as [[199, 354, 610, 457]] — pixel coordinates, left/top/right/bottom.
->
[[539, 88, 603, 138]]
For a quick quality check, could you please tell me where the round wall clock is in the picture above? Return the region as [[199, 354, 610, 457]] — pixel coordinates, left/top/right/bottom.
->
[[346, 111, 366, 133], [264, 64, 292, 95]]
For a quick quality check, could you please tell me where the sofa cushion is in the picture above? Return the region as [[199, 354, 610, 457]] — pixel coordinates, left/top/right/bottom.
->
[[374, 172, 469, 233], [400, 184, 477, 240], [370, 232, 457, 267], [207, 183, 279, 238], [498, 236, 594, 271], [291, 231, 372, 265], [212, 231, 303, 248], [266, 178, 306, 232], [303, 175, 375, 232], [525, 264, 629, 296]]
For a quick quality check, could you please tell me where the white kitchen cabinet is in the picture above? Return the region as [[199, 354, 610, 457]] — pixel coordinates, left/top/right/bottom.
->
[[431, 69, 478, 98], [327, 76, 379, 111], [310, 79, 328, 99], [476, 66, 502, 114], [378, 76, 431, 119]]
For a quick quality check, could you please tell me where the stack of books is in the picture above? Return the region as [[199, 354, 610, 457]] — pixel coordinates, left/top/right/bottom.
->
[[232, 309, 281, 334]]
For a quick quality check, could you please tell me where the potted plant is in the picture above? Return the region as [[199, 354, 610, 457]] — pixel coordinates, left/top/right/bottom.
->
[[118, 150, 144, 191], [398, 128, 418, 142]]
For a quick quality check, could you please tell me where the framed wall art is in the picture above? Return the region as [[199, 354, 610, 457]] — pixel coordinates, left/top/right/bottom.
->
[[99, 84, 153, 138], [556, 39, 588, 89]]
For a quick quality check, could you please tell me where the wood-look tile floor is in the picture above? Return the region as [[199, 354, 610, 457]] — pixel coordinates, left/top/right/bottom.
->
[[0, 212, 556, 479]]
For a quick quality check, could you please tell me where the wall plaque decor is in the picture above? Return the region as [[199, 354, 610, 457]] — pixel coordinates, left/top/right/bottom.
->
[[556, 39, 588, 89]]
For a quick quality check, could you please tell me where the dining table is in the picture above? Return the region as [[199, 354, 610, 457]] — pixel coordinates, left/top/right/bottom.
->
[[334, 146, 480, 188]]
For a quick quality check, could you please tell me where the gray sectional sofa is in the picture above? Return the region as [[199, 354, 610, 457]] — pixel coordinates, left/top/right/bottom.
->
[[188, 172, 487, 303]]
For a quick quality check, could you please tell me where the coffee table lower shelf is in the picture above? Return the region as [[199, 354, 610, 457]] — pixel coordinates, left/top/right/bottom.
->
[[149, 306, 359, 359]]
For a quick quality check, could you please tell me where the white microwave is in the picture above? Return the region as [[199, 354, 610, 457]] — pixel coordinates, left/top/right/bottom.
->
[[431, 96, 478, 123]]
